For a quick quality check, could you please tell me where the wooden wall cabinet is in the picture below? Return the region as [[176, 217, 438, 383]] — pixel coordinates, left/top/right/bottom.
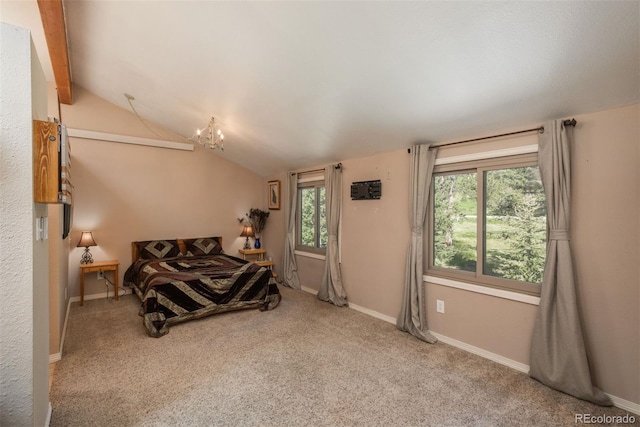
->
[[33, 120, 72, 204]]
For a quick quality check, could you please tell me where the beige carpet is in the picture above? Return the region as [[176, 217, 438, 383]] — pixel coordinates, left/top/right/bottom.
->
[[50, 286, 635, 426]]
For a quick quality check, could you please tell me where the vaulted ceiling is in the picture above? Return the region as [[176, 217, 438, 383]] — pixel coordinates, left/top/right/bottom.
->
[[3, 1, 639, 176]]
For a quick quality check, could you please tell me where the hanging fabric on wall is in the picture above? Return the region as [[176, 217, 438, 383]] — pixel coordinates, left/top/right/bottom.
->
[[529, 120, 611, 406], [283, 172, 301, 289], [397, 144, 438, 344], [318, 164, 348, 306]]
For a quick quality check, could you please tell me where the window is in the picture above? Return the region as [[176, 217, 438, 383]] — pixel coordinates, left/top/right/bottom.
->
[[296, 180, 327, 254], [429, 154, 546, 295]]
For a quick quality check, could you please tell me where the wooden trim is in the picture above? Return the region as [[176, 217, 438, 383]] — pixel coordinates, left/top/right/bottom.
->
[[131, 243, 139, 265], [177, 240, 187, 256], [37, 0, 72, 104], [67, 128, 194, 152]]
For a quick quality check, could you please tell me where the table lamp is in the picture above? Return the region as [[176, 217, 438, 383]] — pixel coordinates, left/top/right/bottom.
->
[[77, 231, 97, 264], [240, 224, 254, 250]]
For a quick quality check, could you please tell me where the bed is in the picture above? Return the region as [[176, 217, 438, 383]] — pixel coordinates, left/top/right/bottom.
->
[[123, 237, 281, 337]]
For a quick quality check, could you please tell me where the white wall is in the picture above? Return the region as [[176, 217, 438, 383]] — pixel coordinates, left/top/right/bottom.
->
[[0, 23, 50, 426]]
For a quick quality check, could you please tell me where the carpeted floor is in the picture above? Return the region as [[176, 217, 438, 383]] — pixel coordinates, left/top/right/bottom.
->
[[50, 286, 636, 426]]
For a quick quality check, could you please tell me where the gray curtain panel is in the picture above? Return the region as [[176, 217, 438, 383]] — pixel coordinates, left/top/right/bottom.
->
[[283, 172, 301, 289], [529, 120, 611, 406], [396, 145, 438, 344], [318, 164, 348, 306]]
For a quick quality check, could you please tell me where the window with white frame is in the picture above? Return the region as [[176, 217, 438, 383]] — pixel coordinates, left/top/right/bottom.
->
[[296, 180, 327, 255], [428, 153, 546, 295]]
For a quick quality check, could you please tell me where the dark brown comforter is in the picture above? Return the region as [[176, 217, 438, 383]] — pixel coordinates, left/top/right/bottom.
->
[[124, 254, 281, 337]]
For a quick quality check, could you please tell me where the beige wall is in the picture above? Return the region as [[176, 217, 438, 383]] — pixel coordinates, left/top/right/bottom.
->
[[60, 86, 266, 298], [273, 150, 412, 313], [296, 255, 325, 291], [0, 23, 50, 426], [569, 105, 639, 403], [340, 151, 411, 315], [425, 284, 537, 362], [279, 104, 639, 405]]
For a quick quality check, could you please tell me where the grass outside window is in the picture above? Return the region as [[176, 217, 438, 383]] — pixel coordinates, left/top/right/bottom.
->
[[429, 154, 546, 296]]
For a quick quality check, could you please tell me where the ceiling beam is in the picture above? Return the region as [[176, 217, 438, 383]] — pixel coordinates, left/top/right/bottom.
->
[[37, 0, 72, 104]]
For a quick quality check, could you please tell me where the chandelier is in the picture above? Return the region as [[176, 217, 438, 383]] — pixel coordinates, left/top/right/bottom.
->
[[123, 93, 226, 150], [192, 116, 225, 150]]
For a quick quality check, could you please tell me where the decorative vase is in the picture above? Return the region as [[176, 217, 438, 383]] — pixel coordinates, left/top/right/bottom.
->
[[254, 237, 261, 249]]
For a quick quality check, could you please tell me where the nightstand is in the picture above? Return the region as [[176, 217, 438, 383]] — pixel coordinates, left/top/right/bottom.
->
[[238, 248, 266, 261], [238, 248, 275, 271], [79, 260, 120, 306]]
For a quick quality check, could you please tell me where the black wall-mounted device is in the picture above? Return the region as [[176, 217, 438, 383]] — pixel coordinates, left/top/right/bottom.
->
[[350, 180, 382, 200]]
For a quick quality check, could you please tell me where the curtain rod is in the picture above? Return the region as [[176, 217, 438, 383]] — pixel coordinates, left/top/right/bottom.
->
[[291, 163, 342, 175], [408, 119, 577, 153]]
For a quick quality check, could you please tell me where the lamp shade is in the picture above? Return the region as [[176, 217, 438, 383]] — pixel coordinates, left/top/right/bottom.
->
[[77, 231, 97, 248], [240, 225, 255, 238]]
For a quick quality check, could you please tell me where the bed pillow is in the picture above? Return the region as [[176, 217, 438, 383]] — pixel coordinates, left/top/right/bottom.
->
[[183, 237, 223, 256], [135, 239, 182, 260]]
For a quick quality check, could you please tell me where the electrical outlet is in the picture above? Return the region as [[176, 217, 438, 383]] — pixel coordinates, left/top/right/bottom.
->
[[436, 299, 445, 314], [97, 271, 104, 280]]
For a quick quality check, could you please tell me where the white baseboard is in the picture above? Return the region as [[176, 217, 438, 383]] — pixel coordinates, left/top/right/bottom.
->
[[60, 298, 71, 356], [298, 286, 639, 415], [429, 334, 639, 414], [49, 296, 73, 364], [605, 394, 640, 415], [302, 285, 397, 324], [302, 286, 527, 368], [50, 290, 131, 364], [429, 331, 531, 374], [49, 298, 71, 363], [348, 302, 397, 325], [301, 285, 318, 295], [45, 402, 51, 426], [69, 287, 132, 303]]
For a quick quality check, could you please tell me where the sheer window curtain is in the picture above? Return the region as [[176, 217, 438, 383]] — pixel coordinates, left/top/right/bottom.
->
[[283, 172, 301, 290], [396, 145, 438, 343], [529, 120, 611, 406], [317, 164, 348, 306]]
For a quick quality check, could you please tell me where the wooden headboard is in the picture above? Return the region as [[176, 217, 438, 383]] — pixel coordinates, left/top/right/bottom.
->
[[131, 237, 223, 263]]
